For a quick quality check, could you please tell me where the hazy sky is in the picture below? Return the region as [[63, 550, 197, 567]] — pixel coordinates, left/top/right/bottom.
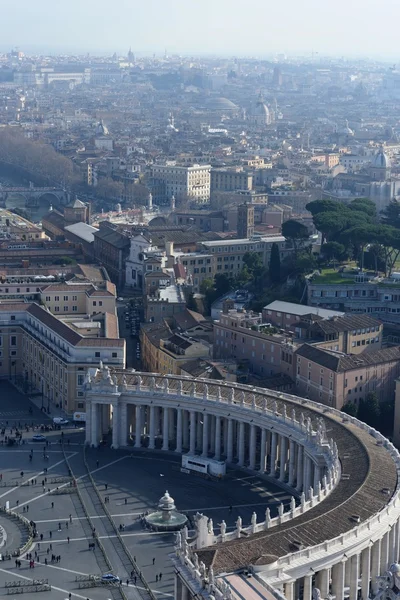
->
[[2, 0, 400, 59]]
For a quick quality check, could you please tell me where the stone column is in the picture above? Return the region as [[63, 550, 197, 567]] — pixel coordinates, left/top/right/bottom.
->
[[202, 414, 209, 458], [91, 402, 98, 447], [395, 520, 400, 564], [389, 524, 396, 565], [279, 435, 287, 482], [361, 546, 371, 600], [249, 425, 256, 470], [316, 568, 330, 598], [381, 531, 390, 573], [313, 464, 321, 492], [269, 431, 277, 476], [112, 403, 119, 448], [182, 410, 189, 449], [196, 413, 202, 452], [227, 419, 234, 463], [215, 416, 222, 461], [176, 408, 182, 453], [288, 440, 296, 486], [303, 574, 313, 600], [238, 421, 245, 466], [119, 403, 128, 447], [284, 582, 295, 600], [169, 407, 175, 442], [85, 401, 92, 445], [304, 456, 312, 496], [259, 429, 267, 473], [135, 405, 141, 448], [162, 407, 169, 451], [371, 539, 381, 594], [190, 411, 196, 455], [296, 444, 304, 491], [149, 405, 155, 449], [331, 561, 345, 600], [210, 416, 216, 455], [349, 553, 359, 600]]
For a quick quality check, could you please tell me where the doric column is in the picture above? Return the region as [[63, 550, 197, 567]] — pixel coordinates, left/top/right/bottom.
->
[[288, 439, 296, 486], [227, 419, 234, 463], [381, 531, 390, 573], [249, 425, 256, 470], [85, 401, 92, 445], [119, 403, 128, 447], [112, 403, 119, 448], [269, 431, 277, 476], [135, 405, 141, 448], [303, 574, 313, 600], [349, 554, 359, 600], [296, 444, 304, 491], [169, 407, 175, 442], [182, 410, 189, 449], [210, 415, 216, 455], [196, 413, 202, 451], [316, 568, 330, 598], [395, 520, 400, 564], [361, 546, 371, 600], [202, 413, 209, 458], [279, 435, 287, 482], [313, 464, 321, 492], [175, 408, 182, 453], [238, 421, 245, 466], [91, 402, 98, 447], [332, 561, 345, 600], [215, 416, 222, 461], [389, 524, 396, 565], [303, 456, 312, 496], [149, 405, 155, 449], [162, 407, 169, 451], [190, 411, 196, 454], [371, 539, 381, 593], [284, 582, 295, 600], [259, 428, 267, 473]]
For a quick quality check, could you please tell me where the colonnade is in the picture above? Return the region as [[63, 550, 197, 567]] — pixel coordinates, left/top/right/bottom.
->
[[86, 401, 321, 494]]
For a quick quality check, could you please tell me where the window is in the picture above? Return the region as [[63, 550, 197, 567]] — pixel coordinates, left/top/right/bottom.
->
[[64, 306, 68, 312], [54, 307, 60, 312], [10, 336, 16, 346], [112, 352, 117, 358], [93, 301, 97, 307], [55, 296, 59, 302], [64, 296, 68, 301], [77, 374, 85, 386], [72, 306, 78, 312], [10, 316, 15, 321], [95, 352, 100, 358], [99, 301, 103, 307]]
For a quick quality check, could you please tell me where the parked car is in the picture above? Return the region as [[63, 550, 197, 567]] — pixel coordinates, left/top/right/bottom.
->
[[32, 434, 46, 442]]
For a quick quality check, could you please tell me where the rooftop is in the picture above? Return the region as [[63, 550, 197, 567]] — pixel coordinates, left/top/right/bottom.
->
[[264, 300, 344, 319]]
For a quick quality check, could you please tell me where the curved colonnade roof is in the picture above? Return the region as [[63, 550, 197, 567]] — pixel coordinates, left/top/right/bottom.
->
[[98, 370, 398, 573]]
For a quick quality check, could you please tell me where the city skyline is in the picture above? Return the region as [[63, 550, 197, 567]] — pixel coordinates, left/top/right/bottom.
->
[[2, 0, 400, 60]]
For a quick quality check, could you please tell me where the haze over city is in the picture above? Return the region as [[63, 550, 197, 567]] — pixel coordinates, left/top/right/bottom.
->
[[2, 0, 400, 59]]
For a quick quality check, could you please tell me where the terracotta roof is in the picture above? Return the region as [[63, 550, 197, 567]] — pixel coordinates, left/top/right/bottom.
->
[[27, 303, 81, 345], [296, 343, 400, 372], [173, 263, 187, 279], [309, 314, 381, 335], [174, 308, 206, 331]]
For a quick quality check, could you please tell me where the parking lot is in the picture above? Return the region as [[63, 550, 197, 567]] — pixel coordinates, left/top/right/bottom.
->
[[117, 298, 142, 369]]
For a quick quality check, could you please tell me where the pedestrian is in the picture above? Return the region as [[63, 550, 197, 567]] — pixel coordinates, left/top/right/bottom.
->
[[50, 544, 52, 551], [26, 504, 29, 512], [126, 579, 129, 586], [156, 574, 158, 582], [58, 522, 61, 530], [69, 594, 71, 599], [37, 543, 40, 550], [159, 572, 162, 581], [49, 531, 52, 539], [46, 547, 49, 555], [40, 533, 43, 541], [229, 505, 233, 513], [45, 558, 47, 565], [134, 575, 137, 585], [125, 498, 127, 505], [152, 557, 155, 565], [51, 501, 54, 509], [67, 536, 70, 544], [96, 460, 99, 468], [16, 500, 19, 506], [66, 521, 68, 529], [69, 514, 72, 523], [134, 556, 136, 562], [105, 483, 108, 490]]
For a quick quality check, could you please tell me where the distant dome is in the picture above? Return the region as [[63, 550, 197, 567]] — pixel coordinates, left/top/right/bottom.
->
[[206, 97, 238, 111], [372, 147, 391, 169], [250, 93, 271, 125], [254, 99, 270, 118]]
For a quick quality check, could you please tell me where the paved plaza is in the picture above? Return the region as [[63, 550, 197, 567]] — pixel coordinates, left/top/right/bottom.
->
[[0, 382, 292, 600]]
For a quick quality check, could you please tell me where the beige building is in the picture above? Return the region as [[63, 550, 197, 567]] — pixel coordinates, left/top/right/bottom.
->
[[40, 281, 116, 316], [0, 302, 125, 413], [210, 168, 253, 193], [295, 344, 400, 410], [151, 163, 211, 203]]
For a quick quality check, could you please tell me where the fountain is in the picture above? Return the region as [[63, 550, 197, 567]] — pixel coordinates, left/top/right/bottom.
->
[[144, 491, 188, 531]]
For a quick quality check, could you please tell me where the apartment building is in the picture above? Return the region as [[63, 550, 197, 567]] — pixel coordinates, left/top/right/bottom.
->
[[0, 303, 125, 413], [140, 321, 209, 375], [295, 344, 400, 410], [93, 222, 130, 288], [151, 164, 211, 203], [213, 309, 294, 378], [40, 281, 116, 316], [307, 276, 400, 324], [263, 300, 344, 330], [210, 168, 253, 192]]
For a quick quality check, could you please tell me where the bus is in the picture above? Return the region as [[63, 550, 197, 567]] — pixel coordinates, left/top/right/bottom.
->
[[181, 454, 226, 478]]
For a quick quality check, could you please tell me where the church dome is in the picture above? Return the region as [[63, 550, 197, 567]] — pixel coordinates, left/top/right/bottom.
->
[[372, 147, 391, 169], [205, 97, 238, 111], [254, 99, 270, 118]]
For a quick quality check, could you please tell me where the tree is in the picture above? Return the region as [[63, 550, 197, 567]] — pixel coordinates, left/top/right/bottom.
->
[[341, 402, 358, 417], [199, 278, 214, 295], [282, 220, 309, 257], [306, 199, 342, 216], [381, 200, 400, 229], [358, 392, 381, 427], [242, 252, 263, 276], [95, 178, 124, 201], [214, 273, 233, 296], [269, 242, 281, 283], [321, 241, 345, 262], [349, 197, 377, 219]]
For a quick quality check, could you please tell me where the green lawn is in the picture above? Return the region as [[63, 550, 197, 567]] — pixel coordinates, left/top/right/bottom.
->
[[312, 269, 353, 284]]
